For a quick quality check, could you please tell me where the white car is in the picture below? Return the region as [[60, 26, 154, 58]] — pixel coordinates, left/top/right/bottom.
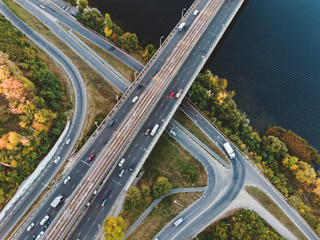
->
[[63, 176, 71, 184], [36, 231, 44, 240], [54, 156, 61, 164], [26, 222, 35, 232], [170, 130, 177, 136], [40, 4, 45, 9], [119, 169, 125, 178], [118, 158, 125, 167], [65, 138, 71, 145], [132, 96, 139, 103]]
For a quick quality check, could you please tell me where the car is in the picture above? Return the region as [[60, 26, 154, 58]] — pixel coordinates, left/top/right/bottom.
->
[[88, 153, 95, 161], [65, 6, 70, 11], [36, 231, 44, 240], [129, 164, 135, 172], [30, 235, 36, 240], [40, 4, 45, 9], [132, 96, 139, 103], [86, 201, 91, 207], [54, 156, 60, 164], [144, 128, 150, 135], [152, 69, 159, 76], [109, 46, 115, 51], [170, 130, 177, 136], [63, 176, 71, 184], [174, 217, 184, 226], [93, 190, 97, 195], [137, 83, 143, 89], [193, 10, 199, 16], [107, 119, 115, 127], [168, 92, 175, 99], [26, 222, 35, 232], [44, 220, 52, 229], [65, 138, 71, 145], [118, 158, 125, 167], [101, 197, 108, 207], [118, 169, 125, 178], [202, 49, 207, 56], [40, 215, 49, 226]]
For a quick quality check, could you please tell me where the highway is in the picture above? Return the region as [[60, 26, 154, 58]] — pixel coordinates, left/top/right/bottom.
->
[[3, 0, 248, 238], [0, 1, 87, 238], [3, 0, 318, 239]]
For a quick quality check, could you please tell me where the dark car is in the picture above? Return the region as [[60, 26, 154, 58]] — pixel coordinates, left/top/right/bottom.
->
[[44, 220, 52, 229], [169, 92, 175, 99], [30, 235, 36, 240], [88, 153, 95, 161], [152, 69, 159, 76], [107, 119, 115, 127], [129, 164, 135, 172], [109, 46, 115, 51], [137, 83, 143, 89], [202, 49, 207, 56]]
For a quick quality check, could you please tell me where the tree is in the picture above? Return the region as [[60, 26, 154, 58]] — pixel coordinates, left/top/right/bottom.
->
[[126, 186, 141, 205], [78, 8, 105, 34], [261, 135, 288, 161], [294, 161, 316, 185], [78, 0, 88, 14], [153, 176, 172, 197], [103, 216, 126, 240], [67, 0, 77, 6], [119, 32, 138, 53], [104, 26, 113, 38], [105, 13, 113, 28], [141, 184, 150, 196]]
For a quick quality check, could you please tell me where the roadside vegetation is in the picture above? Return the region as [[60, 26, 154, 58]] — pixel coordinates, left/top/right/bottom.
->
[[247, 186, 307, 240], [72, 0, 157, 63], [194, 209, 285, 240], [174, 109, 228, 163], [0, 14, 67, 207], [72, 31, 136, 82], [126, 192, 202, 240], [189, 70, 320, 235]]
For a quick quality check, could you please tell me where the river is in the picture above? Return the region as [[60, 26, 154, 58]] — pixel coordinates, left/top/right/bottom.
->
[[88, 0, 320, 151]]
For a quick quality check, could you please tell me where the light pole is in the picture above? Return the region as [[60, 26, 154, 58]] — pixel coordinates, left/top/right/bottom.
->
[[174, 200, 184, 207], [94, 121, 99, 128], [159, 35, 164, 47], [181, 8, 186, 19]]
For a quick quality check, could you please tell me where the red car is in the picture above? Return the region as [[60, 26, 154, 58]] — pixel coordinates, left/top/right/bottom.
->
[[169, 92, 175, 99], [88, 153, 95, 161], [145, 128, 150, 135]]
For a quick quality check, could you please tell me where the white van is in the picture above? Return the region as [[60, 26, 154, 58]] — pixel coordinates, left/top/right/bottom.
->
[[174, 217, 184, 226], [132, 96, 139, 103], [40, 215, 49, 226]]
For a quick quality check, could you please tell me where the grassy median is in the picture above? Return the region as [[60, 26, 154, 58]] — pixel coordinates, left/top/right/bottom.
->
[[174, 109, 228, 163], [246, 186, 307, 240]]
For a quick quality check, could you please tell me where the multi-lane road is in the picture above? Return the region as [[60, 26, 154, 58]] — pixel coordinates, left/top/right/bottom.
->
[[1, 0, 319, 239]]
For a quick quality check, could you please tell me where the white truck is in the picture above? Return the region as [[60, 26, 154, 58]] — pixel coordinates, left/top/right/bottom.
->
[[150, 124, 159, 136], [178, 22, 186, 31], [223, 142, 235, 159], [175, 88, 183, 98], [50, 194, 64, 208]]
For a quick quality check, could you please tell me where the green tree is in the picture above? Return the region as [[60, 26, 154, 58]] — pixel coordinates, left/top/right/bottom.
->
[[141, 184, 150, 196], [261, 135, 288, 161], [104, 216, 126, 240], [119, 32, 138, 53], [78, 0, 88, 14], [153, 176, 172, 197], [67, 0, 77, 6], [78, 8, 105, 34], [126, 186, 141, 205], [105, 13, 113, 28]]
